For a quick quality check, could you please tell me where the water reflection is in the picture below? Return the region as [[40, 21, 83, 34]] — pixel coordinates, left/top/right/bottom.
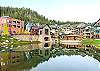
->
[[0, 43, 100, 71], [31, 55, 100, 71], [0, 49, 51, 71], [13, 42, 52, 51]]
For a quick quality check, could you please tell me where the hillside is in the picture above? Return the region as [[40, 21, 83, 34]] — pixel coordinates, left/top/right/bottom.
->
[[0, 6, 85, 25]]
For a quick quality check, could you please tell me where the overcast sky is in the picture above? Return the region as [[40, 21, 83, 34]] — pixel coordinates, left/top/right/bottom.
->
[[0, 0, 100, 23]]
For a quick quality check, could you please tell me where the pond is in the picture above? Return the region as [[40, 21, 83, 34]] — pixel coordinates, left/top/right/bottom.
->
[[0, 43, 100, 71]]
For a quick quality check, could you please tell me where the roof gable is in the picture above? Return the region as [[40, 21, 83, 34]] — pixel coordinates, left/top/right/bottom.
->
[[94, 19, 100, 26], [31, 24, 51, 29]]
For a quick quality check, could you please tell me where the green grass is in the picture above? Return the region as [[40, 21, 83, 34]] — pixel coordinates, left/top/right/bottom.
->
[[0, 35, 41, 46], [8, 41, 41, 46], [93, 40, 100, 48], [82, 38, 100, 48], [93, 40, 100, 44]]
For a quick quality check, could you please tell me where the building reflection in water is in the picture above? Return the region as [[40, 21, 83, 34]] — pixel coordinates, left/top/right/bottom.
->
[[0, 42, 100, 71], [0, 42, 52, 71], [0, 51, 24, 71], [13, 42, 52, 51]]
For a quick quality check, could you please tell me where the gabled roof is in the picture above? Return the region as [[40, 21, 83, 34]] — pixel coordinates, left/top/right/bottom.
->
[[77, 23, 86, 28], [31, 24, 51, 29], [26, 22, 33, 27], [94, 18, 100, 26], [95, 18, 100, 24]]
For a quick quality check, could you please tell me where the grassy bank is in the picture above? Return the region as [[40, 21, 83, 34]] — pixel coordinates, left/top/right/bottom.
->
[[82, 38, 100, 49], [0, 35, 41, 46]]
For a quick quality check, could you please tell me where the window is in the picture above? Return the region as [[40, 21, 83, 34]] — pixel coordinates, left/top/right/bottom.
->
[[2, 24, 3, 27], [13, 21, 16, 24], [44, 37, 49, 41], [40, 50, 42, 54], [98, 23, 100, 26], [13, 25, 16, 28], [45, 29, 49, 35], [17, 26, 20, 28], [44, 43, 49, 47], [35, 29, 39, 35], [74, 37, 76, 40], [36, 32, 38, 35], [13, 31, 16, 33], [40, 31, 42, 35], [9, 24, 12, 27], [9, 21, 12, 23], [96, 35, 98, 38], [98, 35, 99, 38], [96, 30, 99, 33], [17, 21, 20, 23], [86, 29, 89, 32]]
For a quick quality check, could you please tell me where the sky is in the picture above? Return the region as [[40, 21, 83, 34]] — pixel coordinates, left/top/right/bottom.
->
[[0, 0, 100, 23]]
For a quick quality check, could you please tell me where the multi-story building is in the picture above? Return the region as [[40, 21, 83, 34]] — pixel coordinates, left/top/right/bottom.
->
[[83, 26, 94, 39], [76, 23, 86, 39], [60, 31, 82, 48], [30, 24, 52, 43], [94, 19, 100, 39], [0, 16, 24, 35]]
